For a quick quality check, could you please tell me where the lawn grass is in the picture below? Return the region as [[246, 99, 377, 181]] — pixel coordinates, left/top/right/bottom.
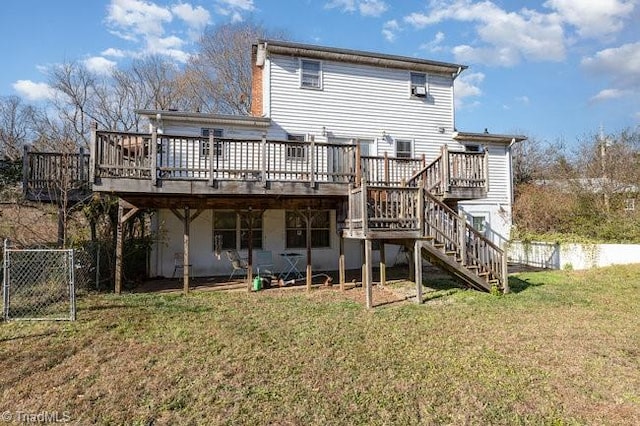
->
[[1, 265, 639, 425]]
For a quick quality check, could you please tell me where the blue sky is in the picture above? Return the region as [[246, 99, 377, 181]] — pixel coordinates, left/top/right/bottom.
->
[[1, 0, 639, 145]]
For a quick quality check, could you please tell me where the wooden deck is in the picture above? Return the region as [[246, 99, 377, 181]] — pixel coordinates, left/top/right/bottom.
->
[[22, 128, 504, 303], [88, 129, 488, 202], [22, 148, 91, 204]]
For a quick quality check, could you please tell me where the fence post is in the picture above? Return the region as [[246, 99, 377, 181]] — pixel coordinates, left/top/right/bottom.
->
[[151, 126, 158, 186], [69, 250, 76, 321], [2, 239, 9, 321], [501, 243, 510, 294]]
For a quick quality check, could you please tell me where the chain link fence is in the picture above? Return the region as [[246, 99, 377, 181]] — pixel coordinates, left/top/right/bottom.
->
[[2, 240, 76, 321]]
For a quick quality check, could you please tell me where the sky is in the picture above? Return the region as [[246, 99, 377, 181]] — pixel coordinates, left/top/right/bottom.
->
[[1, 0, 639, 145]]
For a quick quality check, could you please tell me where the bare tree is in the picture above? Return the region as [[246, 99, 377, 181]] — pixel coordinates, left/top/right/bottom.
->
[[185, 22, 286, 114], [0, 96, 36, 160]]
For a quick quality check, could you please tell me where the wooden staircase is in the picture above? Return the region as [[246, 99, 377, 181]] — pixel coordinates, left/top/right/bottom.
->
[[344, 146, 508, 294]]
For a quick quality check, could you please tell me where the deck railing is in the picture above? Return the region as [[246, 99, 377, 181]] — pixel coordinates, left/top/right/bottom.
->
[[407, 145, 487, 195], [347, 181, 507, 290], [92, 130, 489, 197], [23, 149, 90, 191], [360, 154, 423, 186], [94, 130, 358, 185]]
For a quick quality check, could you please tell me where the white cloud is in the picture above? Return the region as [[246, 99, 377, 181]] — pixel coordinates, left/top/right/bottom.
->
[[13, 80, 56, 101], [359, 0, 388, 17], [454, 71, 484, 109], [582, 42, 640, 86], [83, 57, 118, 75], [544, 0, 635, 39], [146, 35, 191, 62], [516, 95, 530, 104], [419, 31, 445, 53], [106, 0, 173, 40], [382, 20, 400, 42], [215, 0, 255, 22], [326, 0, 388, 17], [455, 71, 484, 98], [404, 0, 566, 66], [582, 42, 640, 102], [590, 88, 627, 102], [101, 48, 127, 58], [172, 3, 211, 30]]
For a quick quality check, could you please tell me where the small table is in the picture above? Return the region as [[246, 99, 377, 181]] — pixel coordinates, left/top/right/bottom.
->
[[280, 252, 303, 281]]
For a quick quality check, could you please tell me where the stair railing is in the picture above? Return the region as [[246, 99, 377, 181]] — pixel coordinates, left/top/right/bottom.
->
[[422, 188, 507, 290]]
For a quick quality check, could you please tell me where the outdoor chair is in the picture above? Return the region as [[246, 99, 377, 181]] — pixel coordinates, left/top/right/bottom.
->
[[226, 249, 248, 280], [255, 251, 274, 277], [172, 252, 192, 279]]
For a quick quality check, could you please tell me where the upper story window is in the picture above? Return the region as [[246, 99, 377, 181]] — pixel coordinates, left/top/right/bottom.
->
[[201, 128, 224, 157], [395, 139, 412, 158], [300, 59, 322, 89], [410, 72, 427, 98], [464, 144, 482, 153]]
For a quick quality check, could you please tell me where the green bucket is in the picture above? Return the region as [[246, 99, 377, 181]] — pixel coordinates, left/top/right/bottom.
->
[[252, 276, 262, 291]]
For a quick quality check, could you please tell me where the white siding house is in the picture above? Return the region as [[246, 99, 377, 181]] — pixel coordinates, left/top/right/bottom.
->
[[92, 40, 524, 288]]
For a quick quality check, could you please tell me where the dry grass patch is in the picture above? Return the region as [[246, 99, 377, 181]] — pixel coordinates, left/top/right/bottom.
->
[[1, 265, 639, 424]]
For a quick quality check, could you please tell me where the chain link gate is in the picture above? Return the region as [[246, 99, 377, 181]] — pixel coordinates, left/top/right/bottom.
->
[[2, 240, 76, 321]]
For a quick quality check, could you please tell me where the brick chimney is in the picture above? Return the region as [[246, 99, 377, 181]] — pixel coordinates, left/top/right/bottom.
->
[[250, 44, 263, 117]]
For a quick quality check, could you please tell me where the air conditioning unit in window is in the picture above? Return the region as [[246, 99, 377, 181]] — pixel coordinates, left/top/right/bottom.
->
[[412, 86, 427, 97]]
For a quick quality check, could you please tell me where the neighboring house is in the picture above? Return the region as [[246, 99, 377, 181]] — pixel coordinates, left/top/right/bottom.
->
[[27, 40, 525, 304]]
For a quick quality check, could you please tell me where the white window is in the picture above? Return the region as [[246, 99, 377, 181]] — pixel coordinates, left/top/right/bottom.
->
[[213, 211, 263, 250], [410, 72, 427, 97], [472, 215, 486, 234], [301, 59, 322, 89], [395, 139, 412, 158], [201, 128, 224, 157], [285, 210, 331, 248]]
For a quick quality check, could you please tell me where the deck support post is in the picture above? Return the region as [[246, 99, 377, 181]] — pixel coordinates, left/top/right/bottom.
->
[[408, 245, 415, 282], [339, 233, 345, 291], [379, 241, 386, 287], [183, 207, 190, 294], [305, 207, 312, 292], [364, 239, 373, 309], [170, 208, 204, 294], [414, 240, 423, 304], [115, 200, 140, 294], [115, 203, 124, 294], [247, 209, 254, 292]]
